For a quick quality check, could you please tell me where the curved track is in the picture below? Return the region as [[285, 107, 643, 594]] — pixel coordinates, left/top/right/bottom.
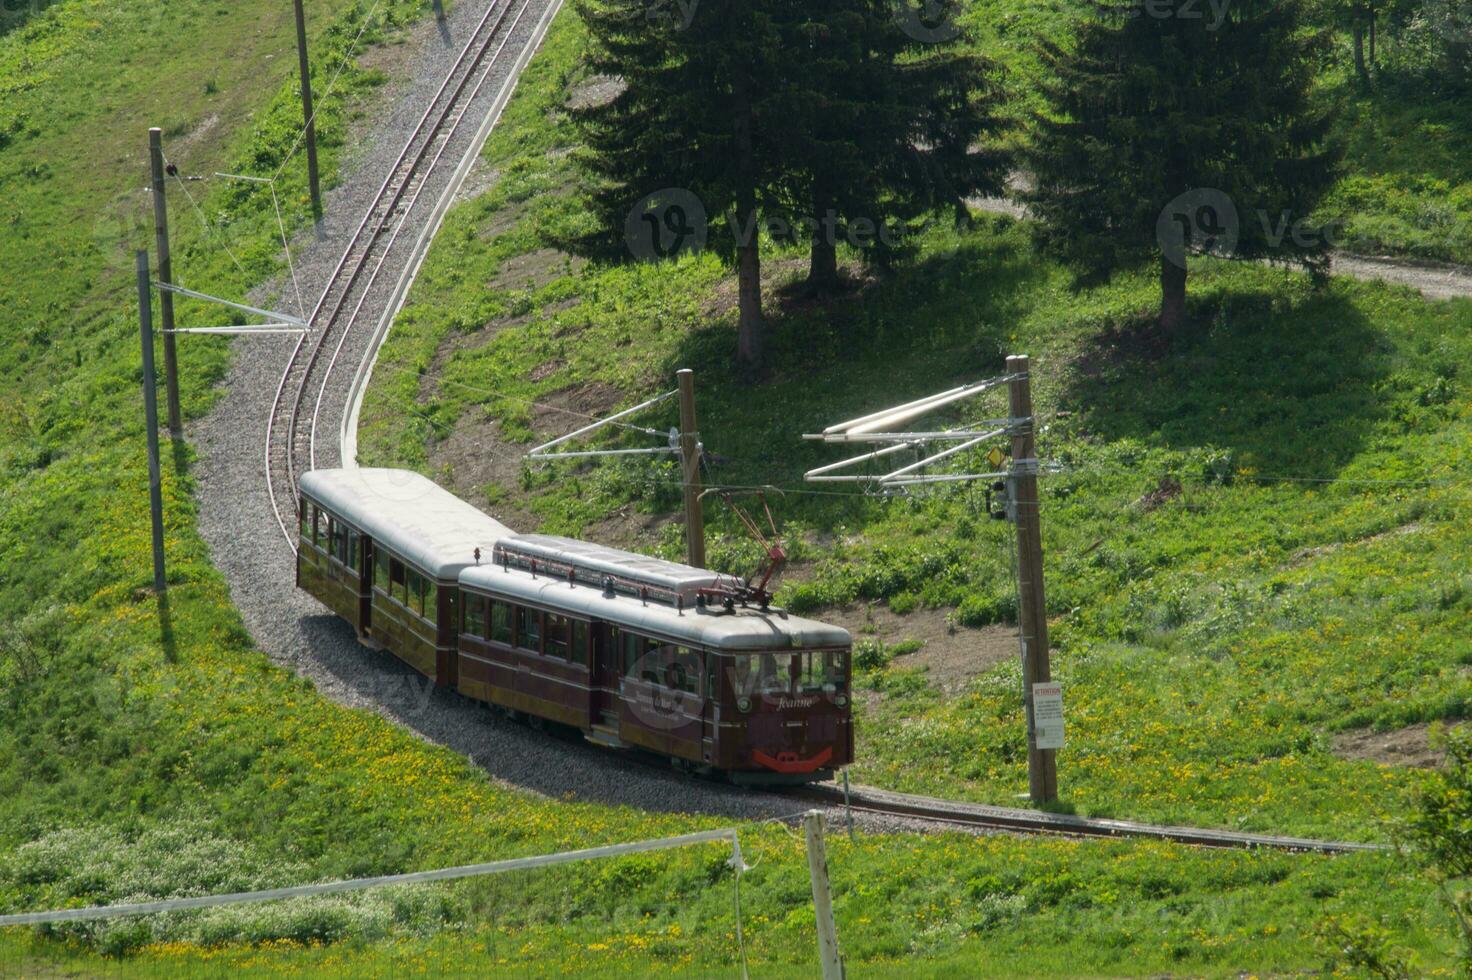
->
[[237, 1, 1393, 854], [785, 782, 1382, 854], [265, 0, 553, 551]]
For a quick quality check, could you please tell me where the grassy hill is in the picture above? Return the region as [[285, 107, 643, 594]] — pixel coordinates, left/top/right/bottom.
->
[[955, 0, 1472, 265], [353, 3, 1472, 971], [0, 0, 1467, 975]]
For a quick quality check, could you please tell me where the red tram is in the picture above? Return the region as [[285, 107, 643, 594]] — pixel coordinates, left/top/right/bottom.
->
[[296, 468, 852, 782]]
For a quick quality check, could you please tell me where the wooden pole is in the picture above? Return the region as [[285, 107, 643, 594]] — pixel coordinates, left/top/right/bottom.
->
[[292, 0, 323, 222], [148, 128, 183, 437], [802, 810, 844, 980], [1007, 354, 1056, 804], [136, 251, 168, 594], [676, 368, 706, 568]]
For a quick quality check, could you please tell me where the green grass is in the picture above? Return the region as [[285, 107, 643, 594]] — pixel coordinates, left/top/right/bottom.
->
[[3, 0, 1470, 975], [360, 7, 1472, 839], [955, 0, 1472, 266], [0, 843, 1453, 977], [345, 7, 1472, 967]]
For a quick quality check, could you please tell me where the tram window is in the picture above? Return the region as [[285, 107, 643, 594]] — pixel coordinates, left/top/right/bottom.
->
[[375, 549, 389, 591], [798, 653, 824, 693], [825, 651, 848, 693], [665, 647, 698, 694], [706, 657, 720, 699], [733, 654, 793, 695], [642, 642, 671, 684], [620, 631, 637, 677], [489, 601, 512, 645], [299, 500, 311, 541], [620, 631, 656, 678], [423, 580, 438, 624], [389, 558, 406, 603], [571, 620, 588, 667], [544, 614, 569, 660], [760, 654, 794, 694], [406, 570, 424, 615], [347, 528, 361, 570], [516, 606, 541, 653], [463, 594, 486, 637]]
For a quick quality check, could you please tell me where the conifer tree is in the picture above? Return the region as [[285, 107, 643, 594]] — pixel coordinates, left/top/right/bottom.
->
[[570, 0, 781, 367], [768, 1, 1009, 294], [1026, 0, 1341, 332], [570, 0, 1009, 365]]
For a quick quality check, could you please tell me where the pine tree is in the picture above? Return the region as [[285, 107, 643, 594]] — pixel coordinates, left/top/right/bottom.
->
[[1026, 0, 1341, 332], [569, 0, 782, 367], [569, 0, 1009, 365], [766, 1, 1010, 294]]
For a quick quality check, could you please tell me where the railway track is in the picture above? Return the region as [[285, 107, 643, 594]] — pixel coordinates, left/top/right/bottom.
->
[[249, 1, 1384, 860], [265, 0, 551, 550], [785, 782, 1384, 855]]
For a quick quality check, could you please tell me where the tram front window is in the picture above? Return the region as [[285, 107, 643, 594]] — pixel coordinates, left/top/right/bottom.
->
[[731, 651, 848, 698]]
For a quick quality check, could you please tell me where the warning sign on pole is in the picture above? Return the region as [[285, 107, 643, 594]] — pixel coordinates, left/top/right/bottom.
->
[[1032, 682, 1064, 750]]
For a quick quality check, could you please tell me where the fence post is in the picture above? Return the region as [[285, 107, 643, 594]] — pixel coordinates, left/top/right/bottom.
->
[[803, 809, 844, 980], [136, 250, 167, 594]]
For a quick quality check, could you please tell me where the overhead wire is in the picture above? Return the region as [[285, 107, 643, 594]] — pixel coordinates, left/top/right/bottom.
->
[[161, 151, 250, 279], [272, 0, 389, 183]]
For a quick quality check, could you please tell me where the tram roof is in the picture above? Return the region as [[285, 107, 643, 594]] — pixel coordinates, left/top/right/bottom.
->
[[458, 561, 851, 652], [495, 533, 722, 602], [300, 468, 513, 578]]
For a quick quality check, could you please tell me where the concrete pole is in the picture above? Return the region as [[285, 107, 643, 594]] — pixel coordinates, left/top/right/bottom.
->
[[677, 368, 706, 568], [136, 251, 167, 594], [148, 128, 183, 436], [1007, 354, 1057, 804], [803, 810, 844, 980], [293, 0, 323, 222]]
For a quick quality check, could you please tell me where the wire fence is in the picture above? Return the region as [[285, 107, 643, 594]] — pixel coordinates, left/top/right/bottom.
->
[[0, 824, 791, 978]]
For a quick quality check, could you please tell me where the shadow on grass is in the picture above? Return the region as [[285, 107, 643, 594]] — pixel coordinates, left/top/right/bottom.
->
[[0, 0, 64, 40], [155, 590, 177, 664], [659, 228, 1049, 531], [1061, 286, 1392, 480]]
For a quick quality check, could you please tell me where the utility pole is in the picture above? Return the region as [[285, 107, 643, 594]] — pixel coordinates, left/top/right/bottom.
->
[[803, 810, 845, 980], [148, 128, 183, 437], [1007, 354, 1056, 804], [136, 251, 168, 594], [292, 0, 323, 223], [677, 368, 706, 568]]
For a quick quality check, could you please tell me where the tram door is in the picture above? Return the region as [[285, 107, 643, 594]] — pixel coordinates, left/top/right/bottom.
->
[[590, 622, 620, 728], [359, 538, 374, 637]]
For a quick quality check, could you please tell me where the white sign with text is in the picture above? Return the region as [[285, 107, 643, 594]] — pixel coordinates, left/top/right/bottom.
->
[[1032, 682, 1064, 750]]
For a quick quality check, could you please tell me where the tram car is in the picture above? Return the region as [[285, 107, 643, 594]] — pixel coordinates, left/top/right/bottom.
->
[[296, 468, 853, 782]]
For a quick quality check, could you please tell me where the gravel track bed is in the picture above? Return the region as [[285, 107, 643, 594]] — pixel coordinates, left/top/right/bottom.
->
[[188, 1, 869, 831]]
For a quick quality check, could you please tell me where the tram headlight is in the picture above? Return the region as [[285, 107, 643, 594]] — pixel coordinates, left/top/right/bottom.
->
[[737, 697, 752, 713], [835, 694, 848, 708]]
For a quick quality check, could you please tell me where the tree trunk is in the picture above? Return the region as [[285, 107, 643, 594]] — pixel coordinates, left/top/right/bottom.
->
[[1352, 26, 1368, 84], [731, 61, 762, 369], [806, 187, 840, 295], [807, 237, 839, 296], [1159, 254, 1187, 332], [736, 239, 763, 366]]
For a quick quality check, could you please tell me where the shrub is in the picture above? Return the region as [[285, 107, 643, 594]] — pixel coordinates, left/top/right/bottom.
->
[[853, 638, 890, 672], [889, 638, 924, 657]]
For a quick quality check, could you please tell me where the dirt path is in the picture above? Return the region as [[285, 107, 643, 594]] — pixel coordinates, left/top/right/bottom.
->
[[970, 196, 1472, 302]]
